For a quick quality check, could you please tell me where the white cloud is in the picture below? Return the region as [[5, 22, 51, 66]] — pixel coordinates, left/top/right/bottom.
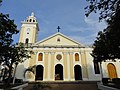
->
[[66, 16, 107, 46], [84, 16, 107, 31]]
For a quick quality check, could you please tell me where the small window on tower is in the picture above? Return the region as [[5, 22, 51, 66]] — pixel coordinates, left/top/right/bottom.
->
[[25, 38, 29, 44]]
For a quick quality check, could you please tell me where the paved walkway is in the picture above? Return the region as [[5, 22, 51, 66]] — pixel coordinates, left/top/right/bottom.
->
[[24, 81, 99, 90]]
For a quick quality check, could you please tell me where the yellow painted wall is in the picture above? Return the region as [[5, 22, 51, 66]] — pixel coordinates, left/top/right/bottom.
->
[[44, 53, 49, 79], [19, 27, 24, 43], [81, 51, 88, 78], [63, 53, 68, 79], [69, 53, 74, 80]]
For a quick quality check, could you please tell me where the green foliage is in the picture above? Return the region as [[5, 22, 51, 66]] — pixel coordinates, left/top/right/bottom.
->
[[92, 9, 120, 62], [85, 0, 120, 20], [85, 0, 120, 62], [0, 13, 19, 63], [0, 2, 32, 84], [0, 0, 2, 5]]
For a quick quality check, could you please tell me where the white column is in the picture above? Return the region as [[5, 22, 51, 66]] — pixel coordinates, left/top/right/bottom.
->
[[67, 52, 71, 81], [47, 52, 51, 81]]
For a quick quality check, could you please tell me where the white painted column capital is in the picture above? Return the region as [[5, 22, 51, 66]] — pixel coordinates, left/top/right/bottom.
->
[[44, 52, 49, 54], [50, 52, 55, 54], [69, 52, 74, 54], [63, 52, 68, 54]]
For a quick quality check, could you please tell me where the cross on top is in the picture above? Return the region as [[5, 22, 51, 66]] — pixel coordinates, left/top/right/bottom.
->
[[57, 26, 61, 32]]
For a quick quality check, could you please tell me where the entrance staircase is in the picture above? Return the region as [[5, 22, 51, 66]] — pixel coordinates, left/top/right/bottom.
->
[[24, 81, 99, 90]]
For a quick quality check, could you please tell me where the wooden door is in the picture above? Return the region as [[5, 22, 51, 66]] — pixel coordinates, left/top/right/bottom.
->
[[107, 63, 117, 79]]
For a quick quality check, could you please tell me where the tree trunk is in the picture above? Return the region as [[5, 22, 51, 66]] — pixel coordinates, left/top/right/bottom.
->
[[12, 63, 18, 84], [6, 62, 13, 85]]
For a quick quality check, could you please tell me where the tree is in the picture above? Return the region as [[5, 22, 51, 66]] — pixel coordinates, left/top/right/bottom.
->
[[92, 9, 120, 62], [0, 1, 32, 85], [85, 0, 120, 62], [85, 0, 120, 20], [6, 43, 32, 84], [0, 13, 19, 62]]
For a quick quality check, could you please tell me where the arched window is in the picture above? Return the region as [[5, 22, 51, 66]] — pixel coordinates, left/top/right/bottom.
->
[[94, 62, 100, 74], [57, 38, 60, 42], [38, 53, 43, 61], [25, 38, 29, 44], [75, 53, 79, 61]]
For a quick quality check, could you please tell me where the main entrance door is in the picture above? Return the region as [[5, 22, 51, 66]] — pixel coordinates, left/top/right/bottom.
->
[[107, 63, 117, 79], [35, 65, 44, 80], [55, 64, 63, 80], [74, 65, 82, 80]]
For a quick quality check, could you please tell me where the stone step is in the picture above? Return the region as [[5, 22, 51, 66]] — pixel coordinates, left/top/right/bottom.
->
[[24, 81, 99, 90], [29, 81, 99, 84]]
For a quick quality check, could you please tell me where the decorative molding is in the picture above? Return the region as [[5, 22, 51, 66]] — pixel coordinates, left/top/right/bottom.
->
[[50, 52, 55, 54], [62, 52, 68, 54], [68, 52, 74, 54], [44, 52, 49, 54]]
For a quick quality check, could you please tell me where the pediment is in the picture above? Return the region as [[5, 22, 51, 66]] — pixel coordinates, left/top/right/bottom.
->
[[34, 32, 85, 47]]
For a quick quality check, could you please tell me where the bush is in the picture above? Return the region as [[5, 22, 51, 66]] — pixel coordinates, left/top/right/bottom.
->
[[112, 78, 120, 84], [102, 78, 110, 85], [4, 77, 23, 83]]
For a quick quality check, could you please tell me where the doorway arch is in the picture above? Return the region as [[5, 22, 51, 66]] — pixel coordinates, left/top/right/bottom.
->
[[35, 65, 44, 80], [55, 64, 63, 80], [74, 65, 82, 80], [107, 63, 117, 79]]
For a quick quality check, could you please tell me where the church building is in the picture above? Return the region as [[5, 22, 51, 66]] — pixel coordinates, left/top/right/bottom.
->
[[16, 13, 120, 81]]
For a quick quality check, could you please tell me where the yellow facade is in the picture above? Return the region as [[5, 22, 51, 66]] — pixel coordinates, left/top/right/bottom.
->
[[16, 13, 104, 81]]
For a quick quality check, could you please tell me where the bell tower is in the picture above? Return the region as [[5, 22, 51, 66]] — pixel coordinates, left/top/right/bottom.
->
[[19, 12, 39, 44]]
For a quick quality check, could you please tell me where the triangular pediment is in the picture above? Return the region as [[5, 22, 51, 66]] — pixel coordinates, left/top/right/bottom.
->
[[34, 32, 85, 47]]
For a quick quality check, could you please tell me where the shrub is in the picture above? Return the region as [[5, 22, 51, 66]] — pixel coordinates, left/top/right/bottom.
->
[[112, 78, 120, 84], [102, 78, 110, 85]]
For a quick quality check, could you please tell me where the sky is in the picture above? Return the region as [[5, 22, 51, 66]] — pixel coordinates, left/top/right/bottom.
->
[[0, 0, 107, 46]]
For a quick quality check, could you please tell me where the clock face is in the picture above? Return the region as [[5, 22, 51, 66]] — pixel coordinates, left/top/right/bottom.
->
[[56, 54, 62, 60], [27, 28, 30, 34]]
